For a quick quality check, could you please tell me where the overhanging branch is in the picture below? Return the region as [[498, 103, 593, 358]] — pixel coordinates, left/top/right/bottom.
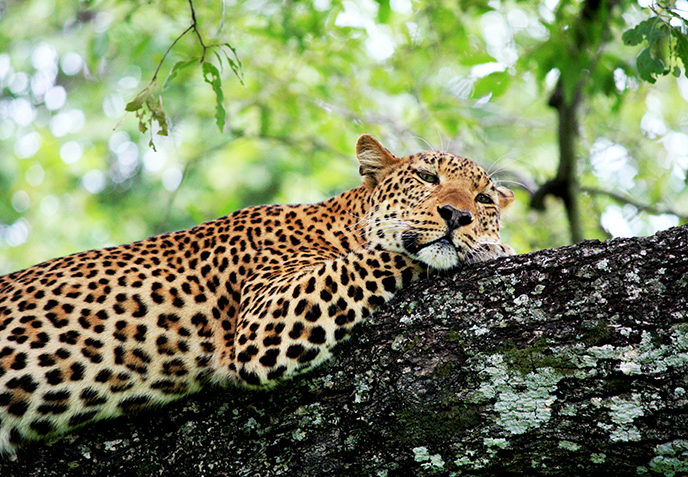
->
[[581, 185, 688, 219]]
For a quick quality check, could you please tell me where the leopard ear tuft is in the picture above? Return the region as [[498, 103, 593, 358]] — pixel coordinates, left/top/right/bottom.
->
[[356, 135, 400, 189]]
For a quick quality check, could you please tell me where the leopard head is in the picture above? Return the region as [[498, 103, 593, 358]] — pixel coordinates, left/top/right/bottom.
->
[[357, 134, 514, 270]]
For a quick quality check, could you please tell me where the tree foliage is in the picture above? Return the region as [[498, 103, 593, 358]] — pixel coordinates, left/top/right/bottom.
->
[[623, 3, 688, 83], [0, 0, 687, 273]]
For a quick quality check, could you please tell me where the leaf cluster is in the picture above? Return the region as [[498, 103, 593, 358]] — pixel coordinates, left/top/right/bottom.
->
[[125, 87, 168, 150], [124, 1, 244, 147], [622, 11, 688, 83]]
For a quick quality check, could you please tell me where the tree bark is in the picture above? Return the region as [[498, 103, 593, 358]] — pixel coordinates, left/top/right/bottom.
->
[[2, 226, 688, 476]]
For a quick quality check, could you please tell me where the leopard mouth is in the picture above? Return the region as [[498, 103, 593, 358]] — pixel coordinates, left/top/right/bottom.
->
[[425, 236, 453, 249], [402, 230, 456, 254], [401, 231, 465, 270]]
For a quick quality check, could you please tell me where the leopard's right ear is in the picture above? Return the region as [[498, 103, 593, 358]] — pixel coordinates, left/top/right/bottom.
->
[[356, 135, 400, 189], [497, 186, 515, 211]]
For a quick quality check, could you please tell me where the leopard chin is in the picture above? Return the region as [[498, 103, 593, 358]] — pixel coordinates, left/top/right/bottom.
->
[[413, 238, 510, 270], [414, 238, 461, 270]]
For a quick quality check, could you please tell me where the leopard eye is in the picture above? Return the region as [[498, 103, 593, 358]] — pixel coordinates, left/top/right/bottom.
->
[[416, 171, 439, 184], [475, 193, 493, 204]]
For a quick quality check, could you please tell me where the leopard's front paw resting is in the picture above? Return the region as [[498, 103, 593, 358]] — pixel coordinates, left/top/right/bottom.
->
[[466, 242, 515, 263], [495, 242, 516, 256]]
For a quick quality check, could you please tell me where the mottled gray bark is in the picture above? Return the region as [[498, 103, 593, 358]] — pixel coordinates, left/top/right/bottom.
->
[[2, 226, 688, 476]]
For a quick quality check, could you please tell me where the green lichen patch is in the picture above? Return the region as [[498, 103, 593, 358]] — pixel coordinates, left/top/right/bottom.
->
[[478, 275, 516, 296], [448, 325, 463, 343], [483, 437, 509, 449], [558, 440, 581, 451], [434, 362, 458, 378], [638, 327, 688, 374], [395, 399, 484, 447], [594, 394, 647, 443], [497, 338, 578, 376], [452, 445, 491, 472], [645, 440, 688, 476], [468, 352, 568, 435], [412, 446, 446, 470], [493, 366, 563, 435], [580, 321, 614, 347]]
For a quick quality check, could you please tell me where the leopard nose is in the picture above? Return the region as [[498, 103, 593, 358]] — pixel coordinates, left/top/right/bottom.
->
[[438, 205, 473, 229]]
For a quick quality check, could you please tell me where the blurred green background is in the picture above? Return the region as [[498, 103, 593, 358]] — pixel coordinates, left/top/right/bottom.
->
[[1, 0, 687, 274]]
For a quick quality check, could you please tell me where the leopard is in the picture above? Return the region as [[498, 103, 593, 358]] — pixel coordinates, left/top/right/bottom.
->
[[0, 134, 514, 453]]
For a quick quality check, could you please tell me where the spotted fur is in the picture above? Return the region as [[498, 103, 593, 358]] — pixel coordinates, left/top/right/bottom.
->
[[0, 135, 514, 452]]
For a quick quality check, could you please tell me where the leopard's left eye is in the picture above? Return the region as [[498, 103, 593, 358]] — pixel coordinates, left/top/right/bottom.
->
[[475, 193, 493, 204], [416, 171, 439, 184]]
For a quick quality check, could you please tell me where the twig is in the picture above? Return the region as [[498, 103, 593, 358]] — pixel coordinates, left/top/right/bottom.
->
[[216, 0, 226, 37], [150, 24, 195, 84], [146, 0, 208, 86], [650, 2, 688, 25], [581, 186, 687, 219], [188, 0, 208, 62]]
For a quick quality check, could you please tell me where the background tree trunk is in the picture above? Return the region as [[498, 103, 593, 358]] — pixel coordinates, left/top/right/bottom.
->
[[2, 226, 688, 476]]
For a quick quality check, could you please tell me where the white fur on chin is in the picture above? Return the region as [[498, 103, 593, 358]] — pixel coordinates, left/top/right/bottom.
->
[[415, 242, 460, 270]]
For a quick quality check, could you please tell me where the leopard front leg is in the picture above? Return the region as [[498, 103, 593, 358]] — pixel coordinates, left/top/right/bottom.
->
[[227, 248, 422, 388]]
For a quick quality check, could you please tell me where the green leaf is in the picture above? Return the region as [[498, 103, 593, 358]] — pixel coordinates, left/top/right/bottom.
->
[[213, 51, 224, 70], [623, 17, 662, 46], [472, 71, 510, 99], [202, 61, 226, 131], [164, 58, 198, 89], [147, 93, 168, 137], [222, 42, 245, 85], [622, 27, 643, 46], [636, 47, 664, 83], [671, 26, 688, 78], [376, 0, 391, 23], [125, 91, 146, 112], [124, 87, 169, 150]]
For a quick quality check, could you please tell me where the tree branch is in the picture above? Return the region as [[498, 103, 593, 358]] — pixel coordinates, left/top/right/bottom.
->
[[3, 225, 687, 474], [581, 185, 688, 218], [531, 0, 619, 243]]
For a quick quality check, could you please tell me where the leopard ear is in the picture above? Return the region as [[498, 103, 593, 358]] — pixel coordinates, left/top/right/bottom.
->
[[497, 186, 515, 210], [356, 135, 400, 189]]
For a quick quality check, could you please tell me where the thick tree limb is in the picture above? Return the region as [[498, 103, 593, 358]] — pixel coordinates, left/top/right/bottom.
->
[[2, 225, 688, 476]]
